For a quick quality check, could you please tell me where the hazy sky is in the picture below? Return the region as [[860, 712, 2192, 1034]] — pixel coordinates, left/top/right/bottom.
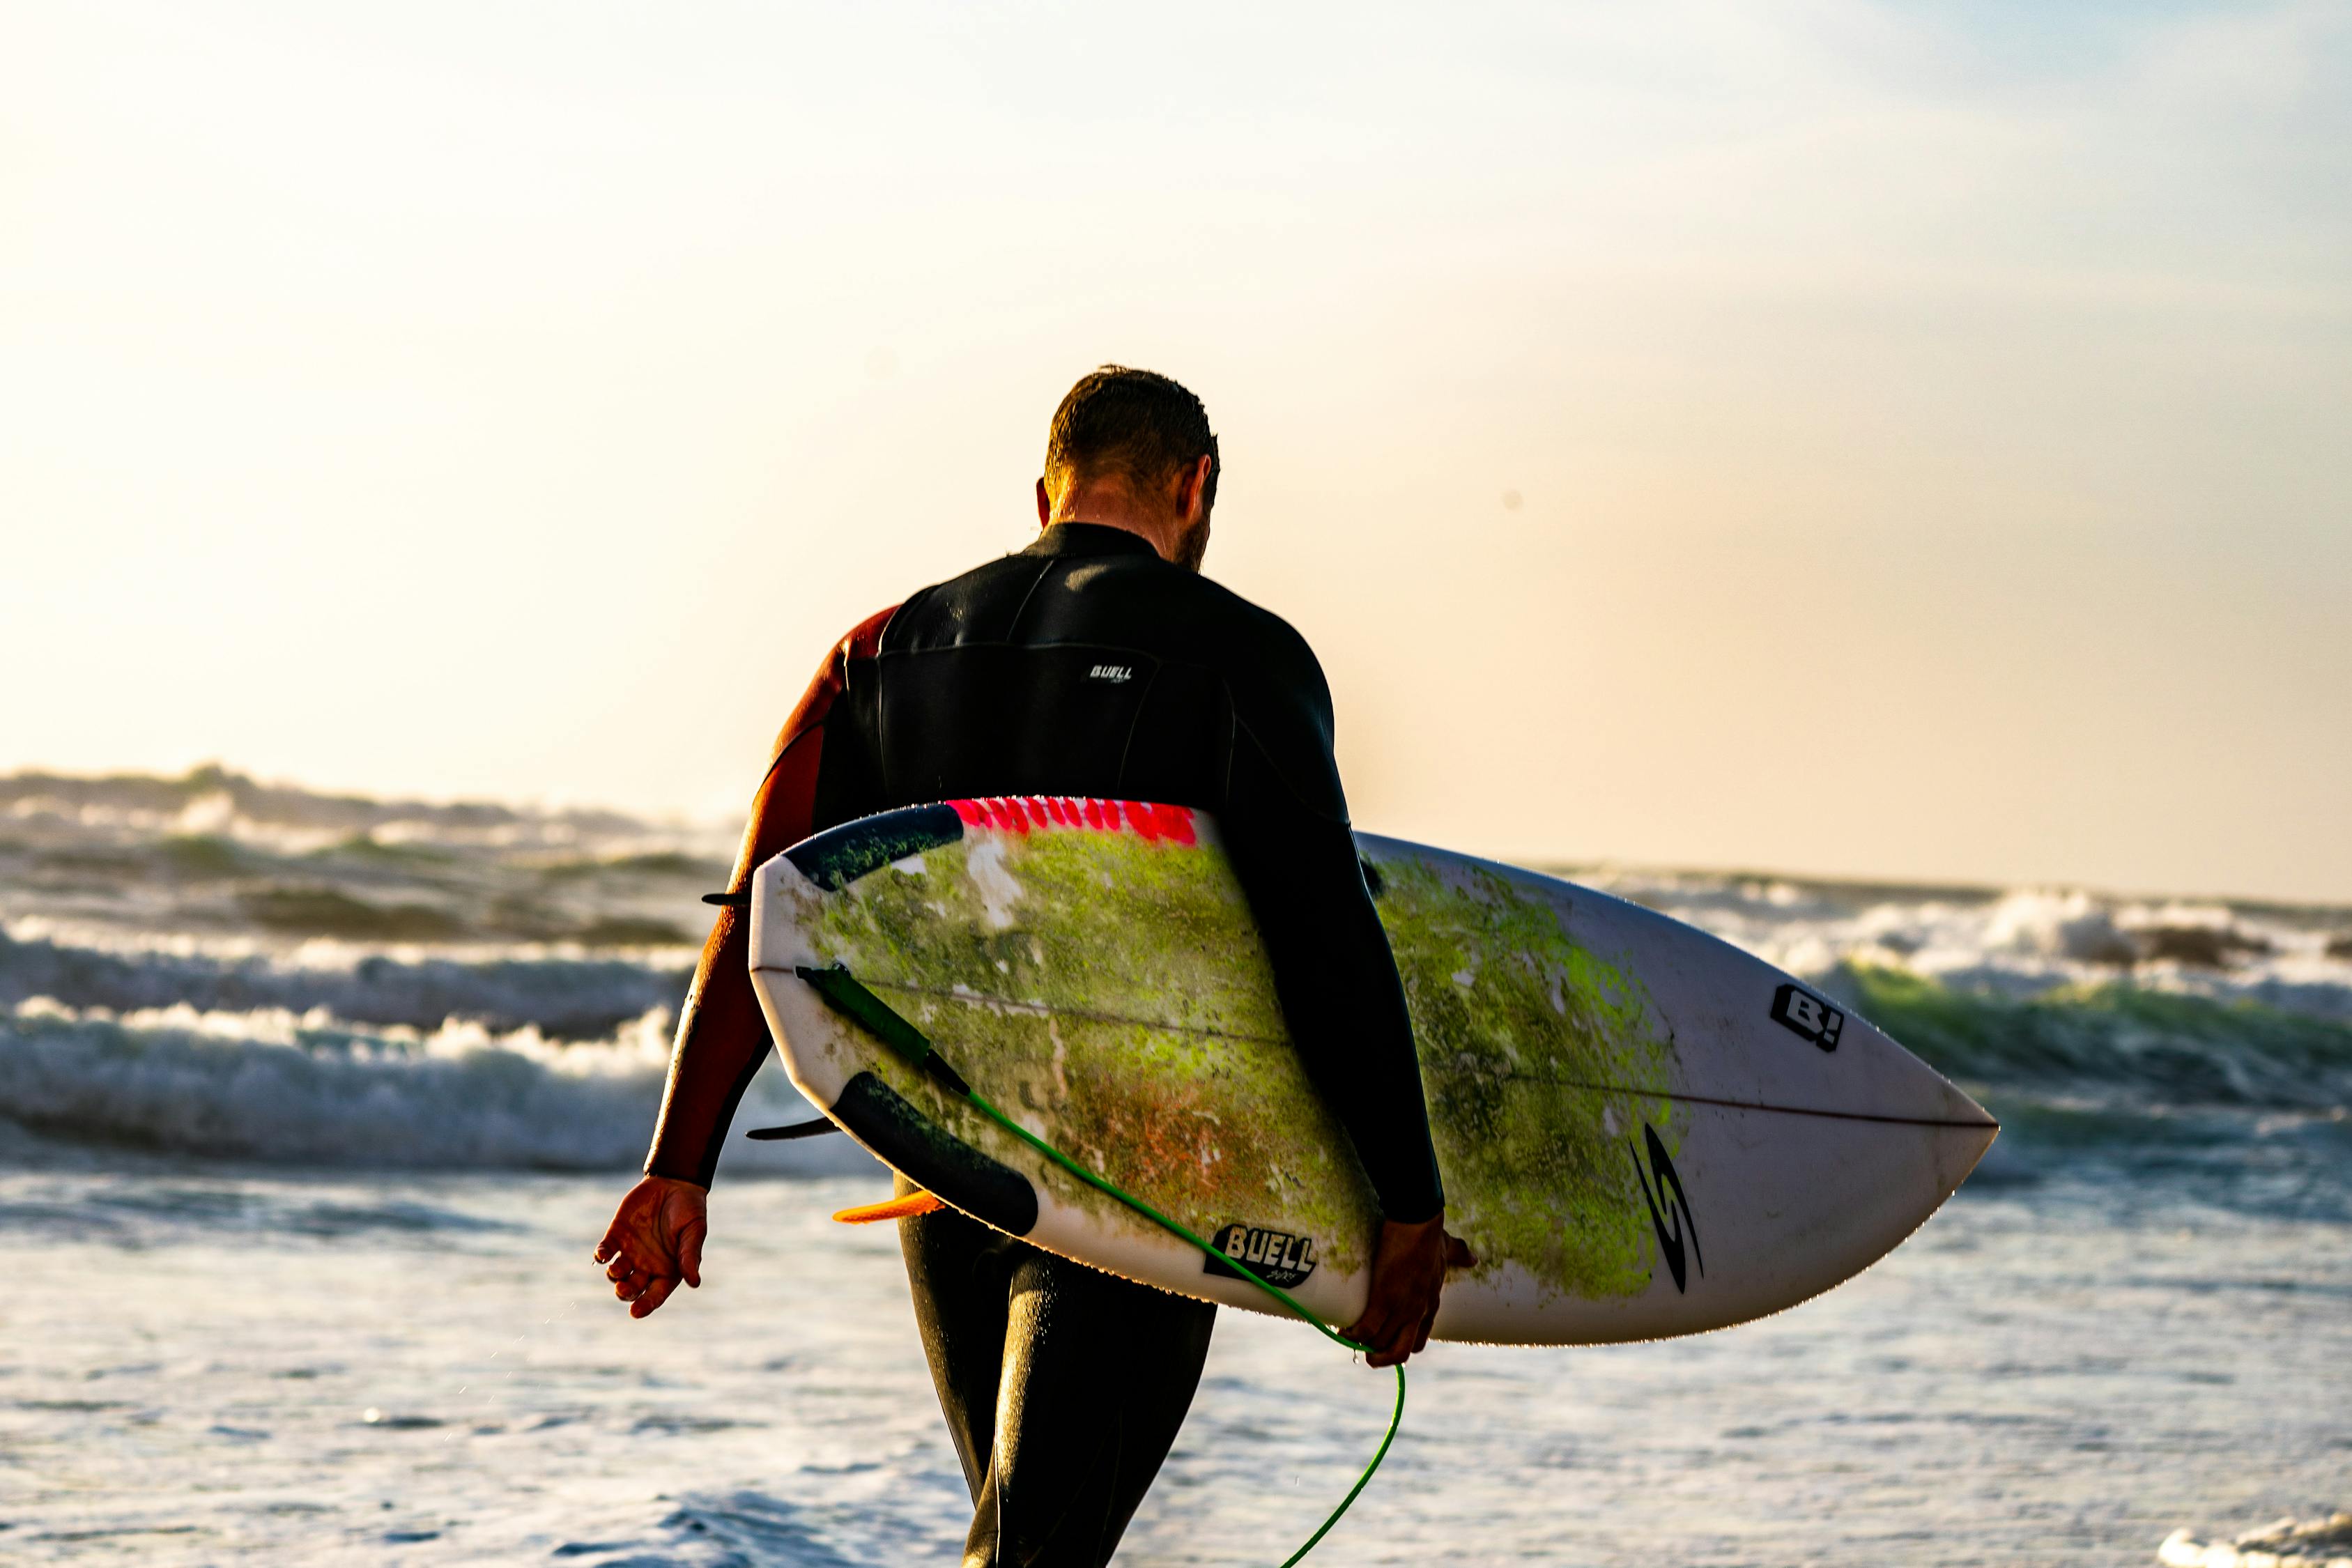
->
[[6, 1, 2347, 900]]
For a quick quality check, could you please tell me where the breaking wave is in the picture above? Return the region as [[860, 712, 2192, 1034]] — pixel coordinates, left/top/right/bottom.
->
[[3, 766, 2346, 1177], [0, 997, 863, 1174], [0, 925, 690, 1041], [1829, 965, 2352, 1115]]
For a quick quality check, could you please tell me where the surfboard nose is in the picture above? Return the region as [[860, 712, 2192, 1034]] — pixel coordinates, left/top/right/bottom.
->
[[1877, 1029, 1999, 1200], [1932, 1070, 1999, 1130], [1927, 1099, 2001, 1210], [1950, 1079, 1997, 1130]]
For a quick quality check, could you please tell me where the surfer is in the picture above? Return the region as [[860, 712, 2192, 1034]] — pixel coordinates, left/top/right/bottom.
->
[[597, 365, 1470, 1565]]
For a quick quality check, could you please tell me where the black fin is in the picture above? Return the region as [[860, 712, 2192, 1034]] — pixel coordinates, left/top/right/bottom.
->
[[829, 1071, 1038, 1236], [744, 1117, 840, 1142]]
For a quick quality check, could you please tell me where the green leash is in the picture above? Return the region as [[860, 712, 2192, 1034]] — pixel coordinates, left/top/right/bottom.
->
[[797, 963, 1405, 1567]]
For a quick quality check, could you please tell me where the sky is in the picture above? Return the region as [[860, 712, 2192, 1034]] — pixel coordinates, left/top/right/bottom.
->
[[4, 0, 2348, 901]]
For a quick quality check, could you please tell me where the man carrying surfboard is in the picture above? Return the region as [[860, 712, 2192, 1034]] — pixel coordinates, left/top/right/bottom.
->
[[597, 366, 1469, 1565]]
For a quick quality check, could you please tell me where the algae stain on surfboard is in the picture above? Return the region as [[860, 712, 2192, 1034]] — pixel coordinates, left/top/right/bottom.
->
[[752, 797, 1998, 1346], [1373, 855, 1680, 1303], [788, 801, 1388, 1278]]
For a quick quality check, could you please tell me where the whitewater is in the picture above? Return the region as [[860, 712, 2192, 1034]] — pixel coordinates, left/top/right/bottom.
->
[[5, 768, 2348, 1565]]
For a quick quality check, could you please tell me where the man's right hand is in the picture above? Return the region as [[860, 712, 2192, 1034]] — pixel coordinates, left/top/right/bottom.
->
[[594, 1174, 709, 1319], [1342, 1214, 1476, 1367]]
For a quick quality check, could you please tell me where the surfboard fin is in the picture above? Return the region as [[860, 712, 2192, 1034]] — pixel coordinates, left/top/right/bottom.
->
[[832, 1192, 944, 1224], [743, 1117, 840, 1141]]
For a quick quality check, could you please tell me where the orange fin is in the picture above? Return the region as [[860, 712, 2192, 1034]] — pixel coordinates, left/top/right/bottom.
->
[[831, 1191, 945, 1224]]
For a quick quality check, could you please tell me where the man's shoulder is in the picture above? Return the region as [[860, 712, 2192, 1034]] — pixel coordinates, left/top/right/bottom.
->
[[775, 601, 900, 744], [1075, 558, 1326, 687], [836, 602, 898, 662], [1181, 574, 1328, 699], [878, 550, 1047, 652]]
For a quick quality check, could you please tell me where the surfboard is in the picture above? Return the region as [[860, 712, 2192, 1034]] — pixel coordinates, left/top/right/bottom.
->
[[746, 797, 1996, 1346]]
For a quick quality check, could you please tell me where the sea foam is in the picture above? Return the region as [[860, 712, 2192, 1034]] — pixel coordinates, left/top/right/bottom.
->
[[0, 997, 866, 1174]]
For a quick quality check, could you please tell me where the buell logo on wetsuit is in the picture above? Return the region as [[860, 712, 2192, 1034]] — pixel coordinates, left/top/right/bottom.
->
[[1769, 983, 1845, 1051], [1086, 663, 1134, 684], [1203, 1222, 1319, 1289]]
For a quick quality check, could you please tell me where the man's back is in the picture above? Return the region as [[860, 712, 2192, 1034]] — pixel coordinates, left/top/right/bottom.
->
[[815, 522, 1441, 1223], [833, 522, 1334, 819]]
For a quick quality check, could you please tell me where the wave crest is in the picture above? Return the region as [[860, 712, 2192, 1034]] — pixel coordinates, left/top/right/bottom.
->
[[0, 926, 689, 1040], [1833, 964, 2352, 1113], [0, 998, 863, 1174]]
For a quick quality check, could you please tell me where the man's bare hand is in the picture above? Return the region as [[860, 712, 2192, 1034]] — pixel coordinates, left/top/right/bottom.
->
[[593, 1175, 709, 1319], [1342, 1215, 1475, 1367]]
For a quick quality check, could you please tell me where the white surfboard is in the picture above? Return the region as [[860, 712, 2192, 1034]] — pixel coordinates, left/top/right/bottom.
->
[[748, 798, 1996, 1346]]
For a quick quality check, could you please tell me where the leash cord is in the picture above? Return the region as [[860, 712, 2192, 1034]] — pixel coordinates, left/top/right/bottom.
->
[[963, 1086, 1405, 1567], [799, 962, 1404, 1566]]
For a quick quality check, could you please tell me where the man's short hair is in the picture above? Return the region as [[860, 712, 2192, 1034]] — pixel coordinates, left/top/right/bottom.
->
[[1044, 366, 1220, 514]]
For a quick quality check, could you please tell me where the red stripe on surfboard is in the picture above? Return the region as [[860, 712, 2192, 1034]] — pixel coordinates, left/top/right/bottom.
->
[[947, 797, 1196, 844]]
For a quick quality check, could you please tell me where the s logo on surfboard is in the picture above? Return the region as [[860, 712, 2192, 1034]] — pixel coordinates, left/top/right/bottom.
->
[[1629, 1125, 1703, 1293], [1204, 1222, 1319, 1289]]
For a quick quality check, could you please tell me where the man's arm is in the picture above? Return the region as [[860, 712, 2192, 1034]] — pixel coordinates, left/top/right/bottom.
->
[[1224, 766, 1443, 1219], [1215, 629, 1469, 1365], [594, 607, 895, 1316], [641, 756, 806, 1185]]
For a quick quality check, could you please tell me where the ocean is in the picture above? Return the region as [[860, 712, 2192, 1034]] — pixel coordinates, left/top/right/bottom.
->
[[5, 767, 2346, 1565]]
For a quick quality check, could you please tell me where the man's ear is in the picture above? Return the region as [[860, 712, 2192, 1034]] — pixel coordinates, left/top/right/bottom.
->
[[1036, 477, 1052, 527], [1177, 454, 1213, 525]]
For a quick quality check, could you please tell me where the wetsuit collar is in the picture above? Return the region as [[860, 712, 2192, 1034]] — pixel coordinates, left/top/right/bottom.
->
[[1024, 523, 1163, 560]]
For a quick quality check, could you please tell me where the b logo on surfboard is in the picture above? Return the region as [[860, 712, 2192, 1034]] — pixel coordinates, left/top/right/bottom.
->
[[1204, 1222, 1319, 1289], [1770, 983, 1845, 1052]]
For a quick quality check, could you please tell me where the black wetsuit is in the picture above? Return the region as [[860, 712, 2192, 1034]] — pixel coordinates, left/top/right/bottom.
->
[[657, 522, 1443, 1565]]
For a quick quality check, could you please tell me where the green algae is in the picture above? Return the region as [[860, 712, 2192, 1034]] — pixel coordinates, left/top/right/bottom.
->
[[813, 828, 1289, 1041], [1364, 852, 1677, 1302], [801, 828, 1373, 1270], [794, 823, 1682, 1300]]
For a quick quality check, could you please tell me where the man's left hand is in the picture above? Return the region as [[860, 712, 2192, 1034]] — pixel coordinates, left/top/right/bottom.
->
[[1342, 1214, 1475, 1367]]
